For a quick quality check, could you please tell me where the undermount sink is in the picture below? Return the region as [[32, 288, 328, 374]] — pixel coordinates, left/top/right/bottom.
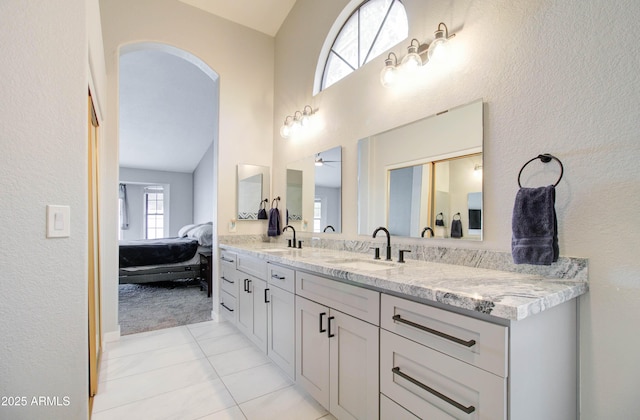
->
[[328, 258, 398, 272]]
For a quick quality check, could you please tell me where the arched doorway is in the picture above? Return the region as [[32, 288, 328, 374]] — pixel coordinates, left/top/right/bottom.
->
[[117, 42, 219, 335]]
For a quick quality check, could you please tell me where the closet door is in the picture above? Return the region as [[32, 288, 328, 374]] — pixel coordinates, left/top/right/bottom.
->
[[88, 92, 102, 406]]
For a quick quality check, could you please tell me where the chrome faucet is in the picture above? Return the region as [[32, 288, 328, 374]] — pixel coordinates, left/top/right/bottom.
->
[[283, 225, 297, 248], [373, 226, 392, 261], [421, 227, 434, 238]]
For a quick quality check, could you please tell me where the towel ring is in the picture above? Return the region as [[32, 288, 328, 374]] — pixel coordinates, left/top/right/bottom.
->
[[452, 212, 461, 220], [517, 154, 564, 188], [271, 196, 281, 208]]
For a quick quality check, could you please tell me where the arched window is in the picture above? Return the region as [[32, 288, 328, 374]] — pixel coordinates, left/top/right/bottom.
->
[[318, 0, 408, 92]]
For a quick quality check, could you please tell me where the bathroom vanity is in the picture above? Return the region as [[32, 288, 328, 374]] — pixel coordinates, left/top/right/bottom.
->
[[217, 243, 587, 420]]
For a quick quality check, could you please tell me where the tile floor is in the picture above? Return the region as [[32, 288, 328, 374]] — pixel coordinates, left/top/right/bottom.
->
[[92, 320, 336, 420]]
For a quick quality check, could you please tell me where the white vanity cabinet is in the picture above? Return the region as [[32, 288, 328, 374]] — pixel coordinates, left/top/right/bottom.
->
[[218, 251, 238, 323], [237, 273, 268, 352], [295, 271, 380, 420], [265, 263, 296, 378], [380, 293, 577, 420]]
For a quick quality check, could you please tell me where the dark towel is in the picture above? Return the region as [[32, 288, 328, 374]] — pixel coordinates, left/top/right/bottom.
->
[[451, 219, 463, 238], [511, 185, 559, 265], [268, 207, 281, 237]]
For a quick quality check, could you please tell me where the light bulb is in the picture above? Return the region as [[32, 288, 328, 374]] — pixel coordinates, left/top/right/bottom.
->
[[427, 37, 448, 61], [280, 124, 290, 138], [380, 53, 398, 87], [401, 40, 422, 73], [301, 106, 313, 127], [427, 23, 454, 62]]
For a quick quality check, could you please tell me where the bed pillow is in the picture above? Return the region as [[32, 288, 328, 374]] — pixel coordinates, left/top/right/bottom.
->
[[187, 223, 213, 246], [178, 224, 197, 238]]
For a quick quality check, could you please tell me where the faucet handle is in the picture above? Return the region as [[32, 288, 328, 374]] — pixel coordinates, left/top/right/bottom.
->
[[287, 239, 293, 248], [370, 247, 380, 260], [297, 240, 303, 249], [398, 249, 411, 263]]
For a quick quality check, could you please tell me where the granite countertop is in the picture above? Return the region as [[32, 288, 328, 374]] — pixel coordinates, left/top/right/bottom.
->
[[219, 243, 588, 321]]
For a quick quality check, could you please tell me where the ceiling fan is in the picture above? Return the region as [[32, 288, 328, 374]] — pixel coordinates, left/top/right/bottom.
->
[[315, 153, 340, 167]]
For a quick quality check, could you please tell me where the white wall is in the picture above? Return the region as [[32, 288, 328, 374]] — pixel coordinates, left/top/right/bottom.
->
[[119, 167, 193, 238], [193, 141, 215, 224], [0, 0, 104, 418], [100, 0, 274, 334], [274, 0, 640, 417]]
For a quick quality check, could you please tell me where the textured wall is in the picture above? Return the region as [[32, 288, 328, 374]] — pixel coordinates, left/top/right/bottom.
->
[[274, 0, 640, 417], [100, 0, 275, 333], [0, 1, 91, 418]]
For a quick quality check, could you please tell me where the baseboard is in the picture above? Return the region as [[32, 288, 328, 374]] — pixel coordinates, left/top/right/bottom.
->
[[210, 310, 219, 322], [103, 326, 121, 347]]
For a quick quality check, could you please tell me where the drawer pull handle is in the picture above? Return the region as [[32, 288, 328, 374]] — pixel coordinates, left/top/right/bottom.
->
[[319, 312, 327, 333], [271, 274, 286, 280], [392, 367, 476, 414], [221, 257, 235, 263], [392, 314, 476, 348], [264, 288, 270, 303], [220, 302, 234, 312], [221, 276, 234, 284], [327, 316, 335, 338]]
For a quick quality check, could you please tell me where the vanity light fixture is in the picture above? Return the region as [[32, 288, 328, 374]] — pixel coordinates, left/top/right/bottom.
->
[[427, 22, 456, 61], [380, 52, 398, 88], [280, 106, 318, 138], [380, 22, 457, 87]]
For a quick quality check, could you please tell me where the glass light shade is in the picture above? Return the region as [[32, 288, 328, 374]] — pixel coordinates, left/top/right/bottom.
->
[[380, 64, 397, 87], [301, 107, 313, 127], [427, 37, 448, 61], [401, 52, 422, 72], [280, 124, 291, 138]]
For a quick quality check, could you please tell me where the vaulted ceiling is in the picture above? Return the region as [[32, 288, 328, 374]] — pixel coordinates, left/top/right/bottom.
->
[[119, 1, 297, 173]]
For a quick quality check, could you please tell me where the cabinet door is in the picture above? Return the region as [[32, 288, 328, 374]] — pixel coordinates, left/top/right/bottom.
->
[[267, 286, 295, 378], [237, 275, 255, 338], [295, 296, 330, 409], [251, 277, 268, 353], [329, 310, 379, 420]]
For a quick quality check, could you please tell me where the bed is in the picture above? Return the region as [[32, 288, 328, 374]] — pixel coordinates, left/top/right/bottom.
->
[[119, 223, 213, 284]]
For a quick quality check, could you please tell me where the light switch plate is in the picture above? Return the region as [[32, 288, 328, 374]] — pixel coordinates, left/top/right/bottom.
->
[[47, 205, 70, 238], [229, 219, 237, 233]]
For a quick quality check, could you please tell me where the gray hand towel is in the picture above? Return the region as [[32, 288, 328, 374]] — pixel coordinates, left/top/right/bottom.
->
[[268, 207, 281, 237], [511, 185, 559, 265], [450, 219, 463, 238]]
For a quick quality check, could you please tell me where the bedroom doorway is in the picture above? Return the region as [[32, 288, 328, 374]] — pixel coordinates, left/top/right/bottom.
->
[[117, 43, 219, 335]]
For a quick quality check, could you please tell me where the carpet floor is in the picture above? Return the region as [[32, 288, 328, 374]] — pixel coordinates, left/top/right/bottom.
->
[[118, 279, 212, 336]]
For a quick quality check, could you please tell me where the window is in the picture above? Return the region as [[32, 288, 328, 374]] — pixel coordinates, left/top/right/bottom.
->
[[144, 186, 164, 239], [319, 0, 408, 92], [313, 199, 322, 232]]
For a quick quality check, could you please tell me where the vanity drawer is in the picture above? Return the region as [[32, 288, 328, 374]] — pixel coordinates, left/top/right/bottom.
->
[[381, 329, 506, 419], [267, 263, 295, 293], [237, 253, 267, 279], [220, 264, 238, 297], [380, 393, 420, 420], [219, 291, 236, 323], [296, 271, 380, 325], [381, 294, 508, 378], [220, 250, 237, 267]]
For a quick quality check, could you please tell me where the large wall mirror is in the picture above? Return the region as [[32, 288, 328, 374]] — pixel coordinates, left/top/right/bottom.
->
[[358, 99, 483, 240], [286, 146, 342, 233], [237, 164, 270, 220]]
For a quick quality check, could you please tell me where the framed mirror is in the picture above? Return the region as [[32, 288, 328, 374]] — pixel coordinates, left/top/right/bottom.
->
[[358, 99, 483, 240], [286, 146, 342, 233], [237, 164, 270, 220]]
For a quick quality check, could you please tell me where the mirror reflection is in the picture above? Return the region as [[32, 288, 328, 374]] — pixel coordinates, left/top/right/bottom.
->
[[358, 99, 483, 240], [286, 146, 342, 233], [237, 164, 270, 220]]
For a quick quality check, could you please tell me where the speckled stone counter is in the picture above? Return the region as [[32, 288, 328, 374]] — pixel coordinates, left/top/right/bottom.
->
[[219, 242, 588, 322]]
